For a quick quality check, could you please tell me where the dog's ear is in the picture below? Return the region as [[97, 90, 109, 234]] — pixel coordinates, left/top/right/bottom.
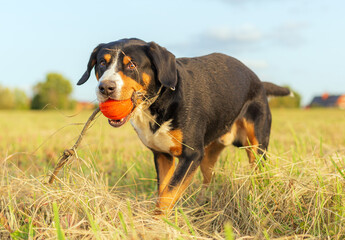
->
[[77, 44, 105, 85], [147, 42, 177, 89]]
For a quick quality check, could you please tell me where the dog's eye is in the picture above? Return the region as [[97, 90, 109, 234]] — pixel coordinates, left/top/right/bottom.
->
[[99, 60, 106, 66], [127, 62, 136, 70]]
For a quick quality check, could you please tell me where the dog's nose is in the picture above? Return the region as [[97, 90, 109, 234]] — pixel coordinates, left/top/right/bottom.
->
[[99, 80, 116, 96]]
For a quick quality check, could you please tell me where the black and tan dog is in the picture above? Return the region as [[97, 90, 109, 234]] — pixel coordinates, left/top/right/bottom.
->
[[78, 38, 290, 213]]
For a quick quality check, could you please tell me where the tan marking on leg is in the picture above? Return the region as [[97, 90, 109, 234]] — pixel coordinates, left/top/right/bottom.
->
[[243, 120, 259, 164], [200, 140, 225, 185], [156, 168, 196, 212], [156, 154, 176, 194], [219, 121, 239, 145], [168, 129, 183, 156], [103, 54, 111, 63], [220, 118, 259, 164]]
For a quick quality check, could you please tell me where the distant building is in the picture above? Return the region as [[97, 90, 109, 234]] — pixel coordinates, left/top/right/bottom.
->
[[309, 93, 345, 109], [76, 101, 96, 111]]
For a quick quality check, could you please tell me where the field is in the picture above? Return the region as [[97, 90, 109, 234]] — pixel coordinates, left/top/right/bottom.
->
[[1, 109, 345, 239]]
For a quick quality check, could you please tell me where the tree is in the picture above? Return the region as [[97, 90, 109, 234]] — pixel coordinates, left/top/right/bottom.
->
[[268, 87, 301, 108], [31, 73, 75, 110], [13, 88, 30, 110], [0, 86, 15, 109], [0, 85, 30, 110]]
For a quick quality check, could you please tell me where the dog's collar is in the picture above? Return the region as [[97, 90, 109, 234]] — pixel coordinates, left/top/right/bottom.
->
[[145, 85, 164, 106], [148, 86, 176, 104], [134, 85, 175, 109], [134, 85, 172, 109]]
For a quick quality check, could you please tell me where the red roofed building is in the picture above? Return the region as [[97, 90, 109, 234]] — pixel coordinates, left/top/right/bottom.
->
[[309, 93, 345, 109], [76, 101, 96, 111]]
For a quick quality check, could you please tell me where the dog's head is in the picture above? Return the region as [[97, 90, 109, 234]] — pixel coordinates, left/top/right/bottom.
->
[[78, 38, 177, 105]]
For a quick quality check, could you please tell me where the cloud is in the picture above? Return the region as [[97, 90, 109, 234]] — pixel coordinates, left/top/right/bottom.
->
[[199, 25, 264, 54], [204, 25, 262, 44], [169, 24, 264, 56], [169, 22, 307, 57]]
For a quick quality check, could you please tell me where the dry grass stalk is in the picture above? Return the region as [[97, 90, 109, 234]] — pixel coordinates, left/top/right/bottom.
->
[[48, 107, 100, 184]]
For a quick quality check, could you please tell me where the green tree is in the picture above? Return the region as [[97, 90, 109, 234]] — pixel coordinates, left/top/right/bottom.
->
[[0, 85, 30, 110], [0, 86, 15, 109], [269, 87, 301, 108], [13, 88, 30, 110], [31, 73, 75, 110]]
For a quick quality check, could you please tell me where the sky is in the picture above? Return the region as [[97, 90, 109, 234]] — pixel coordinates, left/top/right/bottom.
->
[[1, 0, 344, 105]]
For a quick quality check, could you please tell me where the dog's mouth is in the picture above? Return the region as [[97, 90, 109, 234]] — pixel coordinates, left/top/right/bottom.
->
[[104, 91, 143, 128], [108, 114, 131, 128], [107, 94, 137, 128]]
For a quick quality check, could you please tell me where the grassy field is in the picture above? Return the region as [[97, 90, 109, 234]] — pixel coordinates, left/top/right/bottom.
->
[[1, 108, 345, 239]]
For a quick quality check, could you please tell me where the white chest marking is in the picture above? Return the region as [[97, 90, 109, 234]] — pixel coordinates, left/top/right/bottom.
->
[[130, 106, 174, 153]]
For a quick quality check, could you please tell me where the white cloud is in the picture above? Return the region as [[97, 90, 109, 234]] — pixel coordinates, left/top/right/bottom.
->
[[205, 25, 262, 43], [169, 24, 264, 56], [169, 21, 307, 57]]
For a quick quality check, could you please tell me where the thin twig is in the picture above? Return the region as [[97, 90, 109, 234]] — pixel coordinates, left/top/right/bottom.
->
[[48, 107, 100, 184]]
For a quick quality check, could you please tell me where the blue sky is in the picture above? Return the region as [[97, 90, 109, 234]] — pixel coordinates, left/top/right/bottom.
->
[[1, 0, 344, 105]]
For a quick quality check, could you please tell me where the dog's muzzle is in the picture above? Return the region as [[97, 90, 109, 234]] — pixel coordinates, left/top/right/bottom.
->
[[98, 80, 116, 97]]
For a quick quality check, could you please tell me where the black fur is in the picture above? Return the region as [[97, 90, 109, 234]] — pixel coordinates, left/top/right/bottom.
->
[[77, 43, 105, 85], [147, 42, 178, 89]]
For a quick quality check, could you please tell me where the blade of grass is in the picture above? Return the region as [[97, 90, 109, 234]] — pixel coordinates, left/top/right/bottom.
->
[[84, 205, 101, 240], [28, 217, 34, 240], [224, 222, 235, 240], [163, 218, 189, 235], [330, 156, 345, 180], [178, 208, 196, 236], [118, 211, 128, 235], [126, 200, 135, 232], [52, 202, 66, 240], [263, 229, 270, 240]]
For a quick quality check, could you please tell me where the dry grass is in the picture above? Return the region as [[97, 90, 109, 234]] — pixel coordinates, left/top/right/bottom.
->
[[0, 109, 345, 239]]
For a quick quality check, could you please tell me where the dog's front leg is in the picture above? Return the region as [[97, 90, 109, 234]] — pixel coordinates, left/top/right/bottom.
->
[[155, 150, 203, 214], [154, 152, 176, 195]]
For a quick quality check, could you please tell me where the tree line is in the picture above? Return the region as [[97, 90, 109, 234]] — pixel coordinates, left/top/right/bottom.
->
[[268, 88, 301, 108], [0, 73, 301, 110], [0, 73, 76, 110]]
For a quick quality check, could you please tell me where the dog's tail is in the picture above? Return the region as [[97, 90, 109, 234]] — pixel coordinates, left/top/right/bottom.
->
[[263, 82, 292, 97]]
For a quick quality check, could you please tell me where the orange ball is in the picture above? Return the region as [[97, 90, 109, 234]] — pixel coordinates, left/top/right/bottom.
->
[[99, 99, 133, 120]]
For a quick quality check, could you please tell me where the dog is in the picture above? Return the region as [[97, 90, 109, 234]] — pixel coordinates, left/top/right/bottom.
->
[[77, 38, 290, 213]]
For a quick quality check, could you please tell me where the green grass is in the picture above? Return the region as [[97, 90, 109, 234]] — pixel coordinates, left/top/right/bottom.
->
[[0, 108, 345, 239]]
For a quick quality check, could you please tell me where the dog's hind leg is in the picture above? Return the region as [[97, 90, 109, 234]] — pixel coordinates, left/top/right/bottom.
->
[[242, 99, 272, 164], [220, 118, 262, 165], [242, 119, 260, 164], [253, 105, 271, 160]]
